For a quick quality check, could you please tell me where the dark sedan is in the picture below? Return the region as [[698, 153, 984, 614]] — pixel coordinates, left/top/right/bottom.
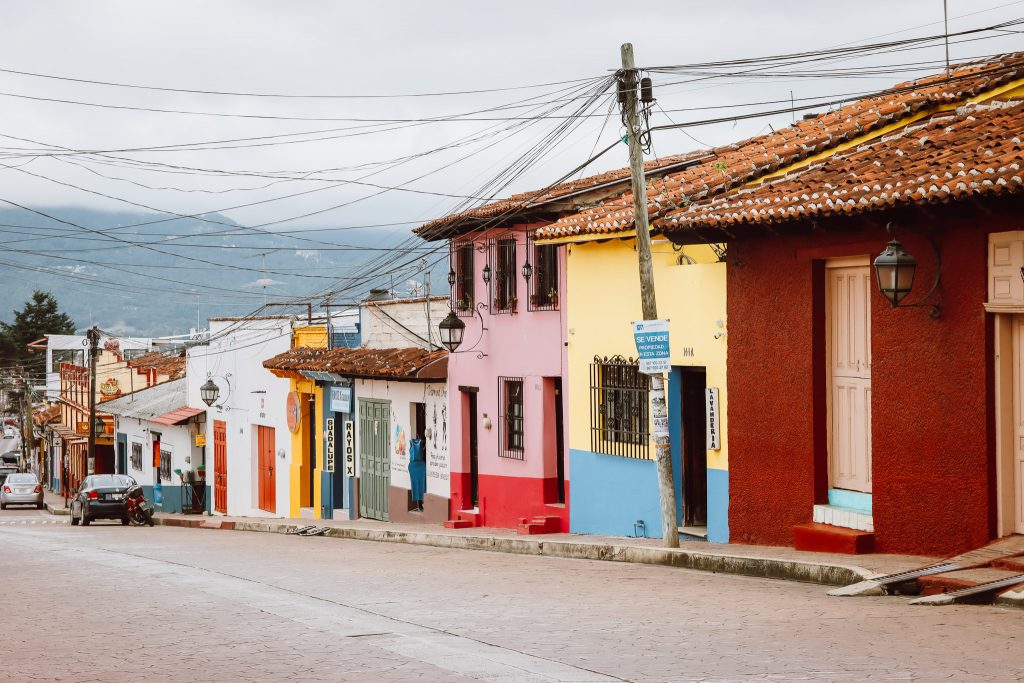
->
[[70, 474, 137, 526]]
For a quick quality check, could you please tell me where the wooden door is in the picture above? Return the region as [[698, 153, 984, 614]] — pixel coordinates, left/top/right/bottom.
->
[[827, 260, 873, 493], [1012, 318, 1024, 533], [213, 419, 227, 513], [358, 399, 390, 521], [257, 425, 276, 513]]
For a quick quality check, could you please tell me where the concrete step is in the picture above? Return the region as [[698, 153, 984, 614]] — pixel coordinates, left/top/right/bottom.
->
[[793, 522, 874, 555], [516, 515, 562, 535], [445, 508, 481, 529]]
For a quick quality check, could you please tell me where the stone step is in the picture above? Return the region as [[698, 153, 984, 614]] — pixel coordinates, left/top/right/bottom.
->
[[991, 556, 1024, 572], [516, 515, 562, 535], [793, 522, 874, 554]]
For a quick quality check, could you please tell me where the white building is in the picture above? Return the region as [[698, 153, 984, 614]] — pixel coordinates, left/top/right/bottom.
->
[[101, 378, 206, 513], [35, 334, 153, 401], [186, 317, 293, 518]]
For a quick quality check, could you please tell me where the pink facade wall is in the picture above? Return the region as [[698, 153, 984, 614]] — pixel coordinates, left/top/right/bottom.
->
[[447, 223, 570, 529]]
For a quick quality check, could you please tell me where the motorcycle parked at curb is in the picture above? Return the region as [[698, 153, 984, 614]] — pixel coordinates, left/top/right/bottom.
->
[[124, 483, 155, 527]]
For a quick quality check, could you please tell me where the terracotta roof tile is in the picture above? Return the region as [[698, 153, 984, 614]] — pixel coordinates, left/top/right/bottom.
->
[[654, 98, 1024, 235], [535, 52, 1024, 240], [129, 351, 186, 381], [413, 151, 710, 240], [263, 346, 447, 381]]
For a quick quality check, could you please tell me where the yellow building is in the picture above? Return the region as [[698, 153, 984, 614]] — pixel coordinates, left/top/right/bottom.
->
[[286, 325, 329, 519], [541, 235, 729, 541]]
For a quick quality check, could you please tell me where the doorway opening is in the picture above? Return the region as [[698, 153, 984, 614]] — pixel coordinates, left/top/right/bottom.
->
[[681, 368, 708, 528], [409, 402, 427, 512], [461, 389, 479, 509]]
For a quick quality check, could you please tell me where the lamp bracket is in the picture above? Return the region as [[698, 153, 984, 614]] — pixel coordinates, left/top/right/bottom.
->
[[451, 302, 489, 356], [890, 226, 942, 319]]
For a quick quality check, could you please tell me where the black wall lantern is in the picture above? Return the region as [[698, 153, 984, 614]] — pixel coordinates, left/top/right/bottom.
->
[[438, 311, 466, 352], [200, 378, 220, 407], [447, 269, 457, 287], [482, 264, 492, 284], [872, 224, 941, 318], [522, 260, 533, 281]]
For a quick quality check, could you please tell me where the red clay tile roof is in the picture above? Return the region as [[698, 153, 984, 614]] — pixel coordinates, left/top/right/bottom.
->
[[263, 346, 447, 381], [33, 404, 60, 427], [414, 151, 710, 240], [535, 52, 1024, 240], [129, 351, 186, 380], [656, 98, 1024, 236]]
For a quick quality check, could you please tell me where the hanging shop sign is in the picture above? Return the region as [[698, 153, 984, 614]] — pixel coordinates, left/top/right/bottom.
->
[[344, 420, 355, 477], [330, 385, 352, 414], [632, 319, 671, 375], [706, 387, 721, 451], [324, 418, 335, 473], [286, 391, 301, 434], [194, 433, 207, 447]]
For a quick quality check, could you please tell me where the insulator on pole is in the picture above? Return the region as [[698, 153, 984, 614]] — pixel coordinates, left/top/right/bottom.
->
[[617, 76, 628, 105]]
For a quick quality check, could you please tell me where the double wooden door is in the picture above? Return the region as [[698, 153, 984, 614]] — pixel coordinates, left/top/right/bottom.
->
[[827, 260, 873, 493], [257, 425, 276, 514], [213, 420, 227, 513], [358, 399, 390, 521]]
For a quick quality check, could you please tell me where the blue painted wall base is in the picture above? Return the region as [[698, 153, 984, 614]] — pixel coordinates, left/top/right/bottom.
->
[[569, 449, 730, 542]]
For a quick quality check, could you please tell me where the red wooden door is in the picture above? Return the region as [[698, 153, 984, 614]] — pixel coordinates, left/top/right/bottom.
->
[[213, 420, 227, 513], [257, 425, 276, 513]]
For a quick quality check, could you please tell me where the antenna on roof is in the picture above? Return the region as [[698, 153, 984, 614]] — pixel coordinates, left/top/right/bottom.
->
[[943, 0, 951, 78]]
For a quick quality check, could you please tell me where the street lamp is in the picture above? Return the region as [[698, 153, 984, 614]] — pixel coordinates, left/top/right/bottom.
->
[[873, 238, 917, 307], [200, 378, 220, 407], [522, 260, 533, 281], [447, 269, 457, 287], [482, 264, 492, 284], [438, 311, 466, 352]]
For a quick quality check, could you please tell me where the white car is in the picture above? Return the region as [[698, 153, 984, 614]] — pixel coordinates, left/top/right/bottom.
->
[[2, 427, 15, 439]]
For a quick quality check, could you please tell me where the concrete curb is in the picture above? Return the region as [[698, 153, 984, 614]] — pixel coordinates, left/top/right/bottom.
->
[[154, 516, 874, 587], [45, 503, 69, 516]]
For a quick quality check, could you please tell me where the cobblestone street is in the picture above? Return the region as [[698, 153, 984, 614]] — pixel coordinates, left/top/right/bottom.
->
[[1, 509, 1022, 682]]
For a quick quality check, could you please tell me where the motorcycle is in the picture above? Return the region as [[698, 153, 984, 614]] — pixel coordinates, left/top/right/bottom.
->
[[124, 483, 155, 527]]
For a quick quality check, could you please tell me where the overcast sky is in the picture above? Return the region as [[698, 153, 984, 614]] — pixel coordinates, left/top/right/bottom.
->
[[0, 0, 1019, 237]]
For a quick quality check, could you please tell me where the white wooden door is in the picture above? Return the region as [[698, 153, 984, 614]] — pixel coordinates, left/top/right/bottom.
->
[[827, 260, 873, 493], [1012, 317, 1024, 533]]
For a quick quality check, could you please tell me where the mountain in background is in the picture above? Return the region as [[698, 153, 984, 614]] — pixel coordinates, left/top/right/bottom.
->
[[0, 207, 438, 336]]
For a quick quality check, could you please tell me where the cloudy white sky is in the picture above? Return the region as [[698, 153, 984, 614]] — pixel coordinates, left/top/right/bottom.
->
[[0, 0, 1020, 234]]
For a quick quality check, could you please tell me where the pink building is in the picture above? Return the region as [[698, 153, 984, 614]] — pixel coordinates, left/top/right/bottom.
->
[[416, 156, 704, 532]]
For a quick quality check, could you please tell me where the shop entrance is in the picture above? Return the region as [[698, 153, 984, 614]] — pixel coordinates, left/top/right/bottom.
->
[[358, 398, 390, 521], [681, 368, 708, 527], [257, 425, 276, 513]]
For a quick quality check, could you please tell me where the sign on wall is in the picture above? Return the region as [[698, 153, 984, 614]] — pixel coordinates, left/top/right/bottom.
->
[[286, 391, 301, 434], [706, 387, 721, 451], [632, 319, 671, 375], [343, 420, 355, 477], [324, 418, 335, 473], [194, 433, 207, 447], [330, 385, 352, 414]]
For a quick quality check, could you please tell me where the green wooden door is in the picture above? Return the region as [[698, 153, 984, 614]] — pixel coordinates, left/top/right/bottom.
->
[[358, 399, 390, 521]]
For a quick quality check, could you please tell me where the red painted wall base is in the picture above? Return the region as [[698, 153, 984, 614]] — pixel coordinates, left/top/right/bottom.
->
[[450, 472, 569, 531]]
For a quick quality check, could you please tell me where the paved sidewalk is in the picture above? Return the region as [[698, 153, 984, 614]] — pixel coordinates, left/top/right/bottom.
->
[[43, 489, 69, 515], [152, 507, 935, 588]]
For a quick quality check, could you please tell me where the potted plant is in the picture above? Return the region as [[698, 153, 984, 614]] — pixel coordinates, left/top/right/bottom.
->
[[195, 465, 206, 479]]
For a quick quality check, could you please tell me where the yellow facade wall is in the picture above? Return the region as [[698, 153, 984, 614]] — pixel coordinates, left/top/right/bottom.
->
[[566, 238, 728, 471], [287, 325, 328, 518]]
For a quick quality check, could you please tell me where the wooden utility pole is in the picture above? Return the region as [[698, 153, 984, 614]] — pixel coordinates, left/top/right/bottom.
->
[[619, 43, 679, 548], [86, 325, 100, 476]]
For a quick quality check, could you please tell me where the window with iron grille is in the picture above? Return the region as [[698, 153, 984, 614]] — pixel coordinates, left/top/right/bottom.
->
[[527, 231, 560, 311], [160, 448, 172, 482], [489, 236, 517, 313], [451, 240, 475, 317], [590, 356, 650, 458], [498, 376, 525, 459], [130, 442, 142, 471]]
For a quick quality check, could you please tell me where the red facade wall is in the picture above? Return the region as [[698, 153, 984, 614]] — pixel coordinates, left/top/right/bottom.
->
[[727, 215, 1005, 556]]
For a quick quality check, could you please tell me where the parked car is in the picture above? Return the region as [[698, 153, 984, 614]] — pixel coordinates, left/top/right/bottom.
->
[[3, 427, 15, 439], [0, 473, 43, 509], [70, 474, 138, 526], [0, 467, 17, 489]]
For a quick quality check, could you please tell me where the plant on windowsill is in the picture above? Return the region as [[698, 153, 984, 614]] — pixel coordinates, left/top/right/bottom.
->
[[455, 293, 473, 311], [494, 296, 517, 311]]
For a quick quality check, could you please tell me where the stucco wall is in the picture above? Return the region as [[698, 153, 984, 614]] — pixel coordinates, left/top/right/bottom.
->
[[727, 220, 1000, 555], [563, 238, 729, 541]]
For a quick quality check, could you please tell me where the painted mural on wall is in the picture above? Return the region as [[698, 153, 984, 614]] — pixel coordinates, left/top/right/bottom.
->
[[378, 381, 450, 499], [425, 384, 449, 498]]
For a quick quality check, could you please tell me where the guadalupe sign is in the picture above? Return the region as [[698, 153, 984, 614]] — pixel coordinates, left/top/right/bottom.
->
[[324, 418, 335, 472]]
